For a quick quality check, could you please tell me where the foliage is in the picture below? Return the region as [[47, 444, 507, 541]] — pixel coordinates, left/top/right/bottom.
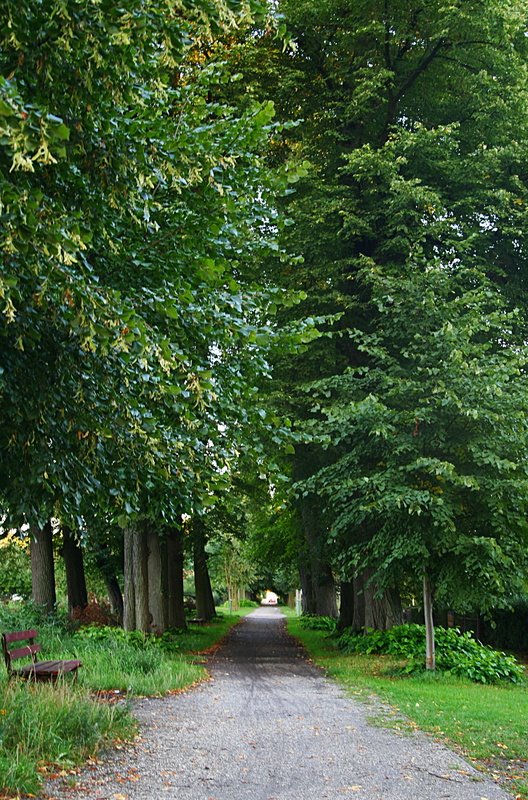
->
[[0, 0, 291, 541], [336, 624, 525, 684], [237, 0, 528, 620], [305, 261, 528, 613], [298, 614, 337, 632], [0, 533, 31, 597]]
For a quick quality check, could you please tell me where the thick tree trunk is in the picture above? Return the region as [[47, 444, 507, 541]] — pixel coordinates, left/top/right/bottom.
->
[[166, 526, 187, 629], [30, 521, 56, 613], [356, 569, 403, 631], [338, 580, 354, 630], [123, 527, 136, 631], [61, 526, 88, 615], [423, 573, 436, 671], [147, 527, 167, 634], [300, 498, 337, 618], [133, 526, 150, 632], [299, 562, 315, 614], [315, 562, 338, 617], [104, 574, 124, 624], [351, 573, 366, 630], [193, 518, 215, 621]]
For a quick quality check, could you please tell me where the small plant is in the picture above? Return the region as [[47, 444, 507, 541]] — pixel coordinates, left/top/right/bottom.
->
[[298, 614, 338, 633], [336, 624, 524, 684]]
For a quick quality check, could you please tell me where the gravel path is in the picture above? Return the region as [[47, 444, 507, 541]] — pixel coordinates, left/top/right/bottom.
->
[[44, 608, 513, 800]]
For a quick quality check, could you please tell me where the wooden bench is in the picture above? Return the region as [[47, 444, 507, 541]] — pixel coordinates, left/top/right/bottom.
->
[[2, 629, 81, 681]]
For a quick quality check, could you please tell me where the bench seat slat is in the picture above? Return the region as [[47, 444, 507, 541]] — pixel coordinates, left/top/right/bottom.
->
[[13, 659, 82, 678]]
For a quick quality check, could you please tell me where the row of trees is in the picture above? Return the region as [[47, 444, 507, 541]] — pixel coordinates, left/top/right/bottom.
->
[[225, 0, 528, 664], [0, 1, 296, 629]]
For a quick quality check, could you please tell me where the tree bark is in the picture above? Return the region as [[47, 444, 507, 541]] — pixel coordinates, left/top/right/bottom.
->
[[104, 574, 124, 624], [300, 497, 338, 618], [338, 580, 354, 630], [423, 572, 436, 671], [193, 518, 216, 621], [147, 526, 167, 634], [357, 569, 403, 631], [123, 527, 136, 631], [352, 573, 366, 630], [166, 526, 187, 629], [133, 526, 150, 632], [61, 526, 88, 615], [299, 562, 315, 614], [30, 521, 56, 613]]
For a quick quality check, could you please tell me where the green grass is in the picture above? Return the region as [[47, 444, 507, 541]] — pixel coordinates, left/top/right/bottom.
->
[[0, 679, 133, 797], [288, 619, 528, 798], [0, 604, 246, 798]]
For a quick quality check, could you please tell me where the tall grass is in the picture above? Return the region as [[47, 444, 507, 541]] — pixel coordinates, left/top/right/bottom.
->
[[0, 679, 133, 796]]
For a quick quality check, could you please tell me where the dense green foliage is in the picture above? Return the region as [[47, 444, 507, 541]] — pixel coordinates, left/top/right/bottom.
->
[[336, 624, 525, 684], [0, 0, 287, 535], [232, 0, 528, 624]]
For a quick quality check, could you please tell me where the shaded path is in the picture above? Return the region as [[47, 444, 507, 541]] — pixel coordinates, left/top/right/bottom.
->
[[44, 608, 512, 799]]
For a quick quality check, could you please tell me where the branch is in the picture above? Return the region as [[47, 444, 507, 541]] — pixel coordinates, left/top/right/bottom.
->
[[395, 38, 449, 103]]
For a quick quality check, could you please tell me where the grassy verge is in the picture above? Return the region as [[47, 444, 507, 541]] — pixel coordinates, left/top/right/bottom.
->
[[0, 605, 246, 798], [288, 619, 528, 799]]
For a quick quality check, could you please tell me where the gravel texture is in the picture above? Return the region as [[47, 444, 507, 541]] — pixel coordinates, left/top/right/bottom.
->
[[43, 607, 513, 800]]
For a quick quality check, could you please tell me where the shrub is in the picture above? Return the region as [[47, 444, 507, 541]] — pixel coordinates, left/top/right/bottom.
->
[[298, 614, 338, 633], [70, 597, 117, 628], [336, 623, 524, 684]]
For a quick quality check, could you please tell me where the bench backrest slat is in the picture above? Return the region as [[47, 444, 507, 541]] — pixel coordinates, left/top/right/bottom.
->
[[3, 629, 38, 644], [8, 643, 41, 661]]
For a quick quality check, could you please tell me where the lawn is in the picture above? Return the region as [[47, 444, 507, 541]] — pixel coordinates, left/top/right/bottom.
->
[[288, 618, 528, 799]]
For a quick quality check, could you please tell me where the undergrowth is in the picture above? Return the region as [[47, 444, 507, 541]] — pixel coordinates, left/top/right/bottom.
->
[[336, 623, 524, 684]]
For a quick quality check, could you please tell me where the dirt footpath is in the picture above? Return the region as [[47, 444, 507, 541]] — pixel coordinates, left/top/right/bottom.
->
[[44, 607, 513, 800]]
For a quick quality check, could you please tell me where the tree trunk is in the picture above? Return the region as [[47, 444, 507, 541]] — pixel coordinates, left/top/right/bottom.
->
[[193, 518, 215, 621], [147, 527, 167, 634], [61, 526, 88, 615], [133, 526, 150, 632], [104, 574, 124, 624], [300, 497, 337, 618], [299, 562, 315, 614], [123, 527, 136, 631], [30, 521, 56, 613], [423, 572, 436, 671], [338, 580, 354, 630], [166, 526, 187, 629], [314, 562, 338, 617], [359, 569, 403, 631], [351, 573, 366, 630]]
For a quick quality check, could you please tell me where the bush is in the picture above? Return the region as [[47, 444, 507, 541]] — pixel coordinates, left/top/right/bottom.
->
[[71, 598, 117, 628], [0, 535, 32, 598], [298, 614, 338, 633], [336, 623, 525, 684]]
